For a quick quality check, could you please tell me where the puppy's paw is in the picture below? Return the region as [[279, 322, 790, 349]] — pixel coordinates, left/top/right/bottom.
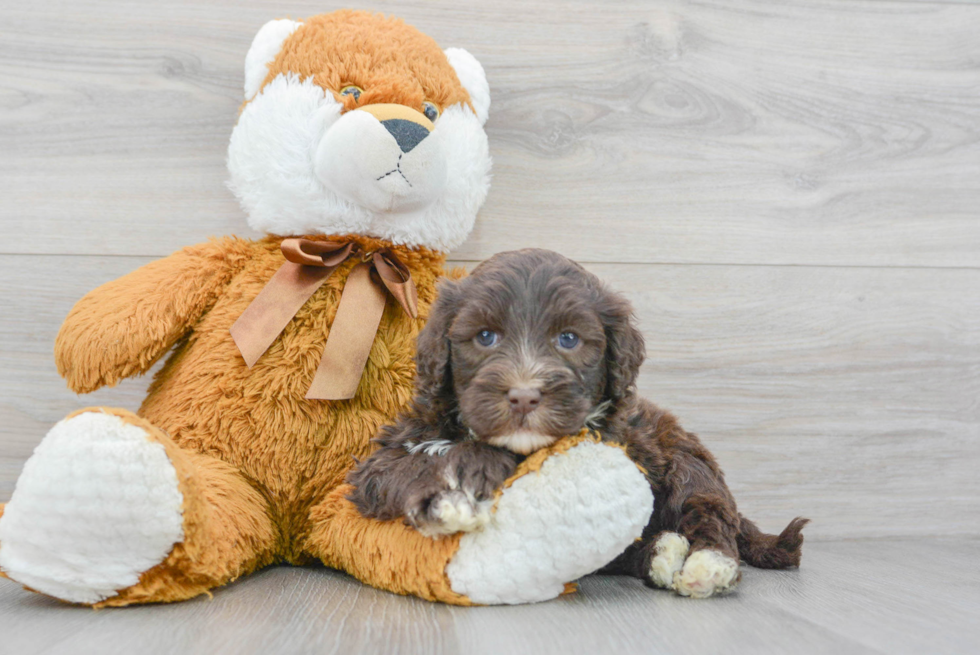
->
[[410, 490, 492, 538], [673, 549, 740, 598], [646, 532, 690, 589]]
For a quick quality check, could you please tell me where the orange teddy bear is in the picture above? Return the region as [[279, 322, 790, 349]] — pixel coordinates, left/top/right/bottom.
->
[[0, 11, 653, 606]]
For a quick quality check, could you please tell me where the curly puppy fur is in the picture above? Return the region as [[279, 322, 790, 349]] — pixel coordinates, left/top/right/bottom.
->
[[348, 249, 808, 592]]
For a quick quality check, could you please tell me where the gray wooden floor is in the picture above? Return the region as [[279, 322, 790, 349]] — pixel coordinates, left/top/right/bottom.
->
[[1, 537, 978, 655], [1, 0, 978, 652]]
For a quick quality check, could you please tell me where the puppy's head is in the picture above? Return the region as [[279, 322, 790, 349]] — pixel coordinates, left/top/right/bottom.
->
[[415, 249, 645, 454]]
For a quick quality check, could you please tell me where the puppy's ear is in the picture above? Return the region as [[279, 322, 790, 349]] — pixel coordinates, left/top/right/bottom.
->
[[413, 277, 463, 416], [598, 285, 646, 403]]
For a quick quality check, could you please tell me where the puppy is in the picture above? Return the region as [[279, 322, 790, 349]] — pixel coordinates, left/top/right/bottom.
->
[[347, 249, 807, 598]]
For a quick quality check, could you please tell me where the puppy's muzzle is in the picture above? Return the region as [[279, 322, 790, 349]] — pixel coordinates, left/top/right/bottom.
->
[[359, 104, 434, 153]]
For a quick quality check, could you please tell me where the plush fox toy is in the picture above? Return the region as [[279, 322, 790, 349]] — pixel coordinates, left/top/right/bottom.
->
[[0, 11, 653, 606]]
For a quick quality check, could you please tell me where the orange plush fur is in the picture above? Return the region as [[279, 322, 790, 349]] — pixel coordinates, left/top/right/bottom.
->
[[50, 234, 464, 605], [261, 11, 472, 116]]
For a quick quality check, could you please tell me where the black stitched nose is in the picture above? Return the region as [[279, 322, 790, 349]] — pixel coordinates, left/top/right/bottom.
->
[[508, 388, 541, 416], [382, 118, 430, 153]]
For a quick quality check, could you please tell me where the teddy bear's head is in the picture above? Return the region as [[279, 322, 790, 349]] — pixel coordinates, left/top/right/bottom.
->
[[227, 10, 491, 252]]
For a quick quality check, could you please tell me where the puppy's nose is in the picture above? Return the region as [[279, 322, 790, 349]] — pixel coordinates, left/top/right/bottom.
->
[[359, 103, 434, 154], [508, 388, 541, 415]]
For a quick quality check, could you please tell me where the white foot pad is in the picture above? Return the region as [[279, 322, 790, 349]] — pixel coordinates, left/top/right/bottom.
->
[[0, 412, 184, 604], [647, 532, 690, 588], [673, 548, 740, 598], [447, 440, 654, 605]]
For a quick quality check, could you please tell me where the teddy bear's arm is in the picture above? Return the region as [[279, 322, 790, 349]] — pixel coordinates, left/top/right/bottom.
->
[[54, 237, 251, 393]]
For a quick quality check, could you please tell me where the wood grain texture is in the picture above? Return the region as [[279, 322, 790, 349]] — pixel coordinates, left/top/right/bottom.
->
[[0, 0, 978, 265], [1, 537, 977, 655], [1, 255, 977, 539]]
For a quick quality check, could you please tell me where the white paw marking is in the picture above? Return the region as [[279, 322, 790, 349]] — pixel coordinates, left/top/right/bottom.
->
[[673, 549, 740, 598], [417, 490, 491, 538], [647, 532, 690, 588], [0, 412, 184, 604]]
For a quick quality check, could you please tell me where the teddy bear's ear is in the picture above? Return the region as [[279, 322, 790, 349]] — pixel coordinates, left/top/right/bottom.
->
[[444, 48, 490, 125], [243, 19, 303, 101]]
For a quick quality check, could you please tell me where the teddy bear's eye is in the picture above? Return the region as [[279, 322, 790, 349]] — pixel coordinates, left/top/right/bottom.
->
[[340, 85, 362, 102], [422, 102, 439, 122]]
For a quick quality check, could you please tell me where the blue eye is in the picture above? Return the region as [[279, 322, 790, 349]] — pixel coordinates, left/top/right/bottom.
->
[[557, 332, 580, 349], [475, 329, 498, 347], [423, 101, 440, 122]]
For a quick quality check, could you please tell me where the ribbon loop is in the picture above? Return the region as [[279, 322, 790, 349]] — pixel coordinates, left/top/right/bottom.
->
[[230, 238, 419, 401], [281, 238, 354, 267], [373, 251, 419, 319]]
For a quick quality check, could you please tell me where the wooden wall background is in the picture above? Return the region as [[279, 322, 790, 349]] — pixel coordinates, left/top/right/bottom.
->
[[1, 0, 977, 541]]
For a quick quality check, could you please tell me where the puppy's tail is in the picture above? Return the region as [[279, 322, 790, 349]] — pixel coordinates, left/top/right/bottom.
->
[[736, 515, 809, 569]]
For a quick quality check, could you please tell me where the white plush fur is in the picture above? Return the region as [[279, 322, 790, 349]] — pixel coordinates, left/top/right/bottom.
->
[[0, 412, 184, 604], [647, 531, 690, 589], [444, 48, 490, 125], [446, 440, 654, 604], [227, 67, 491, 252], [243, 19, 302, 101], [314, 108, 448, 214], [673, 549, 740, 598]]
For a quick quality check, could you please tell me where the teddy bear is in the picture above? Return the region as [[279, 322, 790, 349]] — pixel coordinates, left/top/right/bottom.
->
[[0, 10, 654, 606]]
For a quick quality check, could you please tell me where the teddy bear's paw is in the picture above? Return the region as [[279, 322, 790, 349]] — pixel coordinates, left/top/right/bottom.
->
[[646, 532, 690, 589], [0, 411, 184, 604], [411, 490, 492, 538], [445, 439, 654, 604], [672, 549, 740, 599]]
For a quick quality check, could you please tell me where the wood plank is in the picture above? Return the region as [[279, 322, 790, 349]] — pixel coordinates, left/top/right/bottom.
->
[[1, 254, 976, 539], [1, 0, 978, 266], [0, 537, 976, 655]]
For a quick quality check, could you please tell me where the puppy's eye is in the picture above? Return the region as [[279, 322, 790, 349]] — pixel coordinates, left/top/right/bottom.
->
[[474, 329, 498, 347], [340, 85, 362, 102], [557, 332, 580, 350], [422, 101, 440, 122]]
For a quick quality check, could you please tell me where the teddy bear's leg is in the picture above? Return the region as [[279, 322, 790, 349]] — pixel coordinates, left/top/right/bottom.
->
[[304, 435, 655, 605], [0, 407, 277, 606]]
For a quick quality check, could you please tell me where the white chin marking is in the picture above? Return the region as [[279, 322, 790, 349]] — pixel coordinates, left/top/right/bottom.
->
[[647, 532, 690, 589], [0, 412, 184, 604], [447, 440, 654, 604], [673, 549, 740, 599], [486, 431, 558, 455]]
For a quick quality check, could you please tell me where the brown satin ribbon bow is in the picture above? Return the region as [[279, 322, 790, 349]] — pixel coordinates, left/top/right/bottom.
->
[[230, 238, 418, 400]]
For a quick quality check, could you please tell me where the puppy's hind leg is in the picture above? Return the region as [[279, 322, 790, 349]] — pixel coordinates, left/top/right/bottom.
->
[[672, 493, 742, 598]]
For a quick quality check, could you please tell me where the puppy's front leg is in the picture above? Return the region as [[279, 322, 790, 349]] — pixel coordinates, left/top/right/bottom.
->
[[408, 440, 519, 538], [347, 426, 518, 538]]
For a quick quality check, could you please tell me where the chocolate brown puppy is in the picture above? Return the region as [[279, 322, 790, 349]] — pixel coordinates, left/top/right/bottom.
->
[[348, 248, 807, 597]]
